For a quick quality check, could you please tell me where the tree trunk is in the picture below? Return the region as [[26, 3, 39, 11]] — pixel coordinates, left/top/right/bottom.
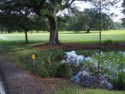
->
[[47, 9, 60, 45], [24, 30, 29, 44], [86, 29, 90, 33], [55, 29, 60, 44]]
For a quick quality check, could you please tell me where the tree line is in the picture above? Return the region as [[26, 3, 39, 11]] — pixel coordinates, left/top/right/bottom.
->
[[58, 8, 125, 33]]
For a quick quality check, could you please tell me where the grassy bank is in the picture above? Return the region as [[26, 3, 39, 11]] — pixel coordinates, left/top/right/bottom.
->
[[54, 81, 125, 94]]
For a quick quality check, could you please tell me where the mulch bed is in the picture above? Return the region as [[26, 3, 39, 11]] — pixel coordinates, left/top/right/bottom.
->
[[34, 42, 125, 51]]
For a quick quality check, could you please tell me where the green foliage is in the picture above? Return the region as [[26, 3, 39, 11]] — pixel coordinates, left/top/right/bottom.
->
[[39, 47, 64, 62], [66, 8, 113, 32], [17, 47, 65, 78], [122, 0, 125, 27], [112, 73, 125, 90], [103, 40, 113, 46], [18, 54, 60, 78], [76, 50, 96, 57], [0, 0, 49, 41], [114, 41, 120, 45], [54, 85, 125, 94], [112, 22, 125, 30], [74, 50, 125, 90], [10, 47, 73, 78], [32, 61, 60, 78], [56, 63, 73, 78]]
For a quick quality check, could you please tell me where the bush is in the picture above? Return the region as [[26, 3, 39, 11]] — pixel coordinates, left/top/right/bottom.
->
[[112, 73, 125, 90], [103, 40, 113, 46], [114, 41, 120, 45], [39, 47, 64, 63], [76, 50, 95, 57], [48, 62, 60, 77], [28, 60, 61, 78], [56, 63, 73, 78], [18, 47, 68, 78], [18, 54, 33, 69]]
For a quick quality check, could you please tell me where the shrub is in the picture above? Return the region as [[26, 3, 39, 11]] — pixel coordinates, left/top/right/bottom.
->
[[112, 73, 125, 90], [17, 47, 66, 78], [29, 60, 61, 78], [18, 54, 32, 69], [37, 65, 50, 78], [114, 41, 120, 45], [39, 47, 64, 63], [56, 63, 73, 78], [30, 61, 49, 77], [76, 50, 95, 57], [48, 62, 60, 77], [103, 40, 113, 46]]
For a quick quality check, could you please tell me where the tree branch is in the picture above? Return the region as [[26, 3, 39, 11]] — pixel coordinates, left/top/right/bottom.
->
[[29, 0, 41, 15], [60, 0, 76, 10]]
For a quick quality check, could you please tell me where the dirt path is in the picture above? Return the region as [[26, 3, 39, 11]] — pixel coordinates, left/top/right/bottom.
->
[[0, 55, 57, 94]]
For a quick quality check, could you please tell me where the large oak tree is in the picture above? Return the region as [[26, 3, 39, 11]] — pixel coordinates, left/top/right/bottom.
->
[[29, 0, 93, 44]]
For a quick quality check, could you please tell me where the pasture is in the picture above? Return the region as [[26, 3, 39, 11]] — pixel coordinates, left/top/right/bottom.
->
[[0, 30, 125, 43]]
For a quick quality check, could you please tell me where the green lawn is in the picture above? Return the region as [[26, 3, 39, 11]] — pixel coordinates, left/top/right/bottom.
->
[[0, 30, 125, 43], [53, 80, 125, 94], [54, 88, 125, 94]]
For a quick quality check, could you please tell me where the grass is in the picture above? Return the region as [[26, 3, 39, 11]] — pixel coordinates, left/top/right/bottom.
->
[[0, 30, 125, 43], [55, 88, 125, 94], [54, 80, 125, 94]]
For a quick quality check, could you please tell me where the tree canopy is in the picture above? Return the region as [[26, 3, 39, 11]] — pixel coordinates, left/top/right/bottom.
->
[[122, 0, 125, 27], [62, 8, 113, 32], [0, 0, 48, 43]]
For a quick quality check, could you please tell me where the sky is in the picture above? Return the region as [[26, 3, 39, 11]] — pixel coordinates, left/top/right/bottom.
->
[[73, 0, 124, 22]]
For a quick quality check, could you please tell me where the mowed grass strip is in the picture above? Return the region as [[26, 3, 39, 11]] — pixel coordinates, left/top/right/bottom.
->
[[54, 88, 125, 94], [0, 30, 125, 43], [54, 73, 125, 94]]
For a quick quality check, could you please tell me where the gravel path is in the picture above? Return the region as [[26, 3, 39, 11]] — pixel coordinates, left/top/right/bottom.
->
[[0, 55, 55, 94]]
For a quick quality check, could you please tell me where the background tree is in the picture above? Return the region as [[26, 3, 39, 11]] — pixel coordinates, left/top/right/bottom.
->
[[66, 8, 85, 32], [112, 22, 125, 30], [83, 9, 113, 33], [122, 0, 125, 27], [89, 0, 120, 43], [65, 8, 113, 32], [57, 15, 69, 32], [0, 0, 48, 43]]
